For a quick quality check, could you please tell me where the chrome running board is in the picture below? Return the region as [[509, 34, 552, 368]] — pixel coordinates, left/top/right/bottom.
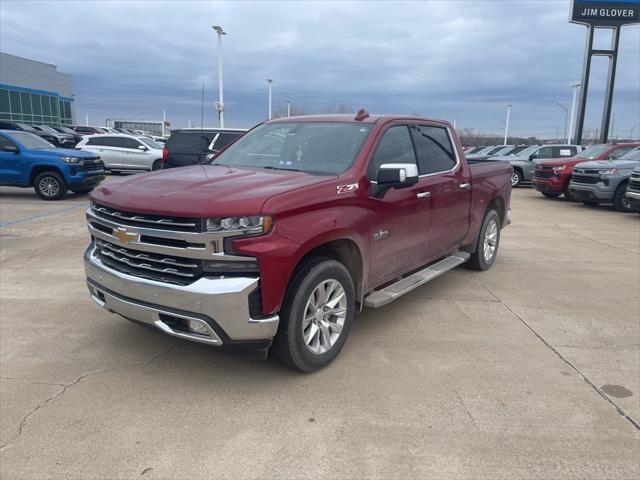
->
[[363, 252, 471, 308]]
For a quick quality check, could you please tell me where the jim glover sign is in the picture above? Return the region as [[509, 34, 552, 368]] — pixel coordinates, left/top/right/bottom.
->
[[570, 0, 640, 26]]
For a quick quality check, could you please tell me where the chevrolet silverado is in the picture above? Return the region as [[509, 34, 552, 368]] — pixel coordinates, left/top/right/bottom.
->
[[84, 112, 512, 372]]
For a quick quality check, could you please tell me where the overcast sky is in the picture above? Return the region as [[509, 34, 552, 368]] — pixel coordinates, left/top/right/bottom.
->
[[1, 0, 638, 138]]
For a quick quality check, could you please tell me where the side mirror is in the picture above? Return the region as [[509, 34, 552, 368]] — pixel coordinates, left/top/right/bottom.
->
[[137, 145, 148, 151], [2, 145, 19, 153], [373, 163, 419, 198], [529, 154, 536, 161]]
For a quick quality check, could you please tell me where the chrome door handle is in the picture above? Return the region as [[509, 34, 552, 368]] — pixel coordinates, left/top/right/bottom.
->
[[416, 191, 431, 199], [459, 183, 471, 189]]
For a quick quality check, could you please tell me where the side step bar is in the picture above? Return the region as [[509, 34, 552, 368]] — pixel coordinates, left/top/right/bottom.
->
[[363, 252, 471, 308]]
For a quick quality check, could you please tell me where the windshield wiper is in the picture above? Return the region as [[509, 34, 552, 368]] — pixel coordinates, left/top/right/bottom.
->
[[262, 166, 300, 172]]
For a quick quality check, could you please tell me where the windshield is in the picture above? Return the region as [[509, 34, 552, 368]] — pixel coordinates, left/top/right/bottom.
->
[[139, 137, 163, 149], [10, 131, 55, 149], [575, 144, 612, 159], [513, 145, 539, 157], [16, 123, 37, 132], [57, 126, 76, 134], [38, 125, 59, 134], [619, 147, 640, 161], [507, 145, 528, 155], [214, 122, 374, 175]]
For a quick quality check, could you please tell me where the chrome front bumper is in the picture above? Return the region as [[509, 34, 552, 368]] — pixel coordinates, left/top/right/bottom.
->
[[84, 244, 279, 346]]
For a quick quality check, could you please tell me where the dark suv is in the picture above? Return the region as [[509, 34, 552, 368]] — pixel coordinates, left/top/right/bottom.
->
[[0, 121, 61, 146], [162, 128, 247, 168]]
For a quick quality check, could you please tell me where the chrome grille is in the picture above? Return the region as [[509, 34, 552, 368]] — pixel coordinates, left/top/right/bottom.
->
[[92, 204, 200, 232], [534, 168, 554, 179], [95, 239, 202, 285]]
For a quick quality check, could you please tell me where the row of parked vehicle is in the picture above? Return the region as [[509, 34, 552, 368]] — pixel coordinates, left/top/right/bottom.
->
[[462, 142, 640, 213]]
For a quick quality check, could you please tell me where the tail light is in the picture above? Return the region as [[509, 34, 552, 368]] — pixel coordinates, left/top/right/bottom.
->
[[162, 147, 168, 162]]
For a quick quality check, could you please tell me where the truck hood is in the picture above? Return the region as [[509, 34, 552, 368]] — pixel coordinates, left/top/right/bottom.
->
[[90, 165, 333, 217], [29, 147, 99, 159], [536, 157, 585, 167], [491, 155, 525, 162], [573, 159, 640, 170]]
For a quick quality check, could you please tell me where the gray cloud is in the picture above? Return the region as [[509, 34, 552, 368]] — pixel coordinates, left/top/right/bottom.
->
[[1, 0, 638, 138]]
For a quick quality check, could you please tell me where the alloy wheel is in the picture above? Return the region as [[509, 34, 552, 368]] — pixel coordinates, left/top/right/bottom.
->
[[39, 176, 60, 198], [302, 279, 347, 355], [483, 219, 498, 262]]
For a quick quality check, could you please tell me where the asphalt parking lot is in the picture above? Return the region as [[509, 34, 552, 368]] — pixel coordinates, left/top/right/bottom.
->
[[0, 184, 638, 479]]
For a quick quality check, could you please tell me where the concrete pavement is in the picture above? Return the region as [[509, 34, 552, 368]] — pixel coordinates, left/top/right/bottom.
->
[[1, 185, 638, 479]]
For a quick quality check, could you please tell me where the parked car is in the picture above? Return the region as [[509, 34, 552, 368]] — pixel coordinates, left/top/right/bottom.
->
[[84, 113, 512, 371], [100, 127, 121, 134], [532, 143, 639, 199], [465, 145, 513, 160], [71, 126, 107, 136], [625, 166, 640, 213], [463, 146, 486, 155], [31, 125, 77, 148], [49, 125, 83, 145], [162, 128, 247, 168], [466, 145, 530, 161], [76, 134, 165, 172], [569, 146, 640, 212], [492, 144, 582, 187], [0, 130, 104, 200], [0, 121, 61, 146]]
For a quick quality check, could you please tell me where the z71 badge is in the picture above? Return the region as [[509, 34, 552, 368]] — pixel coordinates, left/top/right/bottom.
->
[[336, 183, 359, 194]]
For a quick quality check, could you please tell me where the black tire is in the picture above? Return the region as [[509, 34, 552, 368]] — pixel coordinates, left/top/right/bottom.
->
[[71, 187, 95, 195], [564, 185, 577, 202], [542, 192, 561, 198], [467, 209, 501, 271], [511, 169, 522, 188], [33, 171, 67, 200], [270, 257, 355, 372], [152, 159, 163, 171], [612, 183, 633, 212]]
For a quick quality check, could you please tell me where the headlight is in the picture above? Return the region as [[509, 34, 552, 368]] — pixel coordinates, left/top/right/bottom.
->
[[60, 156, 82, 164], [598, 168, 617, 175], [552, 166, 567, 173], [205, 215, 273, 234]]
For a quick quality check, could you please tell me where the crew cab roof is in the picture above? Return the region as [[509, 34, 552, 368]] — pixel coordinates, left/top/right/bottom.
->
[[266, 114, 449, 125]]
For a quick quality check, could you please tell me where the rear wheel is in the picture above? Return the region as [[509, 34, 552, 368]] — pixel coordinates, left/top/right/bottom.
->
[[612, 183, 633, 212], [467, 209, 501, 271], [34, 171, 67, 200], [152, 159, 163, 171], [511, 169, 522, 187], [270, 257, 355, 372]]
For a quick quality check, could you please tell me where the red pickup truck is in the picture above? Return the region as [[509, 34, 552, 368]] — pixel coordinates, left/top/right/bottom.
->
[[532, 143, 639, 200], [84, 113, 512, 371]]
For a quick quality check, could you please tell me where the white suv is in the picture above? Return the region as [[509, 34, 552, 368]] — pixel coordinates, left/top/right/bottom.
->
[[76, 134, 164, 172]]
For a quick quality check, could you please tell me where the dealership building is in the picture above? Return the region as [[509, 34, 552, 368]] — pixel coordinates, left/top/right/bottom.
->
[[0, 52, 75, 126]]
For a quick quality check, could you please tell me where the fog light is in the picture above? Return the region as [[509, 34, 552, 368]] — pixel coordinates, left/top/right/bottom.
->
[[187, 319, 211, 336]]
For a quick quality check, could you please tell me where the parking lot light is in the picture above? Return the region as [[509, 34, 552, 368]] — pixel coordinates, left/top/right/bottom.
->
[[569, 82, 581, 144], [503, 104, 512, 146], [212, 25, 226, 128]]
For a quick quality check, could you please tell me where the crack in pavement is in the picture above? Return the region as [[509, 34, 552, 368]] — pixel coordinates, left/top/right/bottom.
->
[[0, 345, 176, 452], [480, 281, 640, 431], [0, 376, 66, 387]]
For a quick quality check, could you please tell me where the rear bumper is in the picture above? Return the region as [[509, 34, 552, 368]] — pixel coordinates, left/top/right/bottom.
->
[[84, 244, 278, 356]]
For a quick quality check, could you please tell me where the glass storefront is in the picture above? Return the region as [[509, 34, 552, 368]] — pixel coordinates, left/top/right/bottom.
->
[[0, 86, 73, 126]]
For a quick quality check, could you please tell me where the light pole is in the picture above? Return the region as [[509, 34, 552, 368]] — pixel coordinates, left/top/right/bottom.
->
[[568, 81, 581, 144], [212, 25, 226, 128], [503, 104, 512, 146], [287, 100, 291, 118], [162, 109, 166, 137], [550, 101, 568, 143], [267, 79, 274, 120], [85, 113, 89, 126]]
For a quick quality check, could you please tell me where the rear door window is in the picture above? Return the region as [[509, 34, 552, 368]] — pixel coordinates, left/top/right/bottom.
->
[[367, 125, 417, 179], [167, 132, 217, 153], [409, 125, 457, 175], [112, 137, 142, 149], [534, 146, 554, 159], [552, 146, 576, 157]]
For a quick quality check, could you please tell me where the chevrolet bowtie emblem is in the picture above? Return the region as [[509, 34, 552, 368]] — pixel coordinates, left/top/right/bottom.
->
[[112, 227, 138, 244]]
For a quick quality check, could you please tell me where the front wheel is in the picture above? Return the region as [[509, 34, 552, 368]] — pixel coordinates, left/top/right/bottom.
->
[[270, 257, 355, 372], [34, 171, 67, 200], [467, 209, 501, 271], [612, 183, 633, 212]]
